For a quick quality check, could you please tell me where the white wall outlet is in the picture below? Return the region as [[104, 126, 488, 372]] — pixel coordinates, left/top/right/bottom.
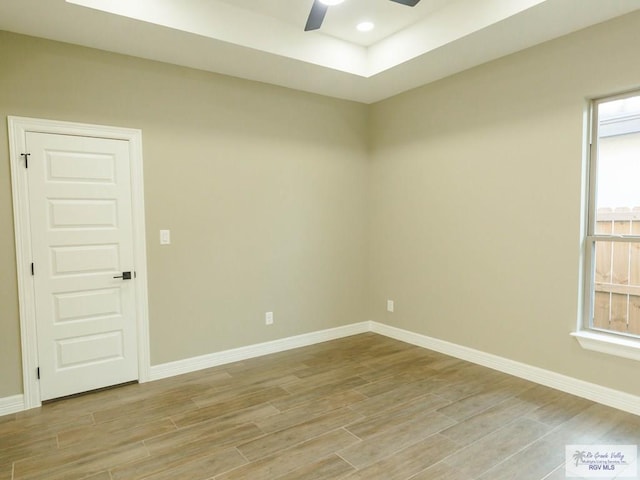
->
[[160, 229, 171, 245], [265, 311, 274, 325], [387, 300, 394, 313]]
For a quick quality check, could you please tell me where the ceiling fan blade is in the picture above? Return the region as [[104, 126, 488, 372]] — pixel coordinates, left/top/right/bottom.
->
[[305, 0, 329, 31], [389, 0, 421, 6]]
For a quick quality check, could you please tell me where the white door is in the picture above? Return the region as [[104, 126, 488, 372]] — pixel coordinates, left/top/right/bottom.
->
[[26, 132, 139, 401]]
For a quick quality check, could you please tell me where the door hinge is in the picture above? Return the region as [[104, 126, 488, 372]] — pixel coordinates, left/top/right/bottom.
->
[[20, 153, 31, 168], [31, 263, 34, 276], [37, 367, 40, 379]]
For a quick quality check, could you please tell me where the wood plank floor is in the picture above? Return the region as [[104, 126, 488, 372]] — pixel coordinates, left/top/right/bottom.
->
[[1, 333, 638, 480]]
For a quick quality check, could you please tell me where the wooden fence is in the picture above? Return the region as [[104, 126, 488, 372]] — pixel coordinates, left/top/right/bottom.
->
[[594, 207, 640, 335]]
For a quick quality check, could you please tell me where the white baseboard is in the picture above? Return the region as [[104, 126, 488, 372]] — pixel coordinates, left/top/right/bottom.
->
[[4, 320, 639, 417], [0, 394, 25, 416], [370, 321, 640, 417], [149, 321, 371, 381]]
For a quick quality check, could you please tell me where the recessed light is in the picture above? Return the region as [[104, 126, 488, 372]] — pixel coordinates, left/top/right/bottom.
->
[[357, 21, 375, 32], [319, 0, 344, 5]]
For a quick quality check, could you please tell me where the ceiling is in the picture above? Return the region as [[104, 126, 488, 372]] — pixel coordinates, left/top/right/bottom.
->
[[214, 0, 454, 47], [1, 0, 640, 103]]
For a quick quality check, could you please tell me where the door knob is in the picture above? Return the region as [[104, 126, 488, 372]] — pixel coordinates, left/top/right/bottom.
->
[[113, 271, 132, 280]]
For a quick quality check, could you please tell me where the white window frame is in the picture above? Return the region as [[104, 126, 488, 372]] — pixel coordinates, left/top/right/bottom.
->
[[573, 90, 640, 362]]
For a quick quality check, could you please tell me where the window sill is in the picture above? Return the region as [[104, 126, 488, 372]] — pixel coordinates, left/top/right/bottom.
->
[[571, 331, 640, 362]]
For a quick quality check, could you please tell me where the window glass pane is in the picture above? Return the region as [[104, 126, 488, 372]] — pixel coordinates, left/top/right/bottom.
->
[[586, 92, 640, 340], [595, 95, 640, 225], [591, 240, 640, 337]]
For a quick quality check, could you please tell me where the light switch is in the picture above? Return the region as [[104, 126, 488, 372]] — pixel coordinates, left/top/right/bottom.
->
[[160, 229, 171, 245]]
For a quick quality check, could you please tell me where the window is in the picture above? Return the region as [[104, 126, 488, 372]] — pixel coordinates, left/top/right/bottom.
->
[[582, 91, 640, 349]]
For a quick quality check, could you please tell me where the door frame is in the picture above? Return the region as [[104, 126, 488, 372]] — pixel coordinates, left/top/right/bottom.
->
[[8, 116, 151, 409]]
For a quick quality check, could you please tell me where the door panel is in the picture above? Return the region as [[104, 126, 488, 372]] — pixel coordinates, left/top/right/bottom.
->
[[54, 288, 122, 322], [26, 132, 138, 401], [48, 199, 118, 229]]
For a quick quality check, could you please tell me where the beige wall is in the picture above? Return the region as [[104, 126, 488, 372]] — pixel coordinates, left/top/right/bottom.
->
[[3, 10, 640, 402], [368, 11, 640, 397], [0, 32, 369, 397]]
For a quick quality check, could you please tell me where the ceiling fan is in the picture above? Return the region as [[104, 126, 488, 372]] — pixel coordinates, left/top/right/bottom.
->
[[305, 0, 421, 32]]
